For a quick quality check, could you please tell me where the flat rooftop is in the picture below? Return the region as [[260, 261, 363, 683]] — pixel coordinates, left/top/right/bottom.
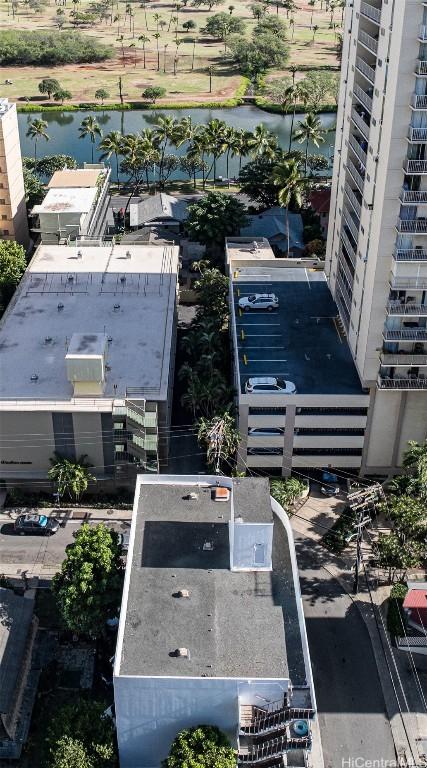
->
[[0, 243, 178, 401], [32, 186, 98, 215], [118, 477, 307, 684], [48, 169, 102, 188], [232, 267, 364, 395], [227, 238, 273, 262]]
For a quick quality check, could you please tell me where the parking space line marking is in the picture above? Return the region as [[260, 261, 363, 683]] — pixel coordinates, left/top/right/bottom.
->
[[245, 359, 289, 363], [244, 347, 285, 350], [237, 323, 280, 326], [244, 333, 282, 337]]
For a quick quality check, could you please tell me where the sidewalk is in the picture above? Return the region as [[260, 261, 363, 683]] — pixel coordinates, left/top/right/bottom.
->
[[2, 505, 133, 522], [291, 503, 427, 767]]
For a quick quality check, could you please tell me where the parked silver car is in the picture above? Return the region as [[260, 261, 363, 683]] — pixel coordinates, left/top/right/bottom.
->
[[238, 293, 279, 312], [245, 377, 297, 394]]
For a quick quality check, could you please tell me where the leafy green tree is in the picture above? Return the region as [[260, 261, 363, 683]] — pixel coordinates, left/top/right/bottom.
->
[[52, 523, 124, 636], [301, 70, 339, 110], [179, 155, 208, 188], [33, 154, 77, 177], [229, 32, 289, 80], [204, 12, 245, 47], [385, 494, 427, 540], [23, 166, 45, 208], [142, 85, 166, 103], [0, 240, 26, 305], [48, 453, 95, 501], [375, 533, 425, 583], [78, 116, 102, 163], [38, 77, 61, 99], [186, 191, 248, 260], [0, 30, 112, 65], [44, 700, 117, 768], [26, 118, 49, 161], [197, 412, 240, 471], [238, 156, 279, 208], [293, 112, 326, 175], [247, 123, 278, 159], [53, 88, 72, 104], [255, 15, 287, 38], [306, 153, 329, 174], [182, 19, 196, 31], [163, 726, 235, 768], [95, 88, 110, 104], [273, 157, 307, 254], [49, 737, 93, 768], [270, 477, 307, 510], [194, 266, 230, 326], [402, 439, 427, 500]]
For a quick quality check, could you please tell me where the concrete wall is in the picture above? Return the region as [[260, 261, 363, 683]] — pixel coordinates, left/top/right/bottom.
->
[[114, 674, 289, 768], [0, 103, 29, 250]]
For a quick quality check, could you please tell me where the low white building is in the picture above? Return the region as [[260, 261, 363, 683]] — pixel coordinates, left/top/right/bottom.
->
[[114, 474, 318, 768], [0, 242, 179, 487], [226, 239, 370, 476], [31, 166, 110, 243]]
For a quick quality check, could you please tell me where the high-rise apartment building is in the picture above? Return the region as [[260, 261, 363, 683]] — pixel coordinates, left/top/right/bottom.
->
[[0, 98, 29, 250], [326, 0, 427, 474]]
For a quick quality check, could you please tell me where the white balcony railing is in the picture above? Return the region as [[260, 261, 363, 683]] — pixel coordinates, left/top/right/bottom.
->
[[338, 255, 355, 288], [408, 126, 427, 142], [390, 274, 427, 289], [418, 24, 427, 41], [346, 157, 366, 194], [400, 189, 427, 204], [353, 83, 373, 112], [336, 273, 352, 314], [360, 1, 381, 23], [411, 93, 427, 109], [343, 206, 360, 241], [404, 159, 427, 174], [387, 301, 427, 315], [349, 133, 367, 165], [355, 56, 377, 85], [378, 375, 427, 389], [351, 107, 370, 140], [380, 353, 427, 366], [344, 184, 362, 216], [416, 60, 427, 75], [383, 328, 427, 340], [397, 218, 427, 233], [341, 229, 357, 266], [358, 29, 378, 54]]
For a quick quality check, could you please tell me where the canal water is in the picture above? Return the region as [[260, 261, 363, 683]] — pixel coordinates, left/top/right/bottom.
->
[[18, 105, 336, 180]]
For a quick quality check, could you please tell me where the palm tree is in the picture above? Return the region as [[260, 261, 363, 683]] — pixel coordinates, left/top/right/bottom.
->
[[203, 119, 227, 186], [138, 34, 150, 68], [78, 116, 103, 163], [153, 115, 180, 186], [153, 32, 161, 70], [223, 125, 237, 187], [153, 11, 161, 31], [273, 158, 307, 256], [293, 112, 325, 174], [140, 0, 148, 27], [26, 118, 49, 162], [247, 123, 278, 160], [99, 130, 123, 189], [312, 23, 319, 41], [230, 128, 250, 172]]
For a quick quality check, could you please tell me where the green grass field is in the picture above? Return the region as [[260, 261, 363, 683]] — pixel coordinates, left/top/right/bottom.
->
[[0, 0, 342, 105]]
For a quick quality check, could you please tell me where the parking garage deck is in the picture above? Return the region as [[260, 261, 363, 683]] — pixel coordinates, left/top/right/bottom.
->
[[232, 267, 365, 396]]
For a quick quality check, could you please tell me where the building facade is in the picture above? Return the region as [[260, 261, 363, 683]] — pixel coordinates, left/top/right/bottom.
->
[[326, 0, 427, 474], [0, 99, 30, 250], [114, 475, 319, 768], [0, 243, 179, 488]]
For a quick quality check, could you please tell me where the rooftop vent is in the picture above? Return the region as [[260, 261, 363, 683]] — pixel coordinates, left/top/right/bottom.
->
[[44, 336, 53, 345], [30, 374, 39, 381], [105, 364, 111, 372], [126, 250, 131, 259], [77, 250, 82, 259], [212, 487, 230, 502], [184, 492, 198, 501], [67, 275, 74, 282], [113, 303, 120, 311], [203, 541, 214, 551], [177, 589, 190, 599], [108, 336, 113, 343], [173, 648, 190, 658], [120, 276, 126, 284], [57, 303, 64, 312]]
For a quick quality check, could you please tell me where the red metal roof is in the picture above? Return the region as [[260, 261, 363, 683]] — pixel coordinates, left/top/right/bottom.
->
[[403, 589, 427, 609], [308, 188, 331, 215]]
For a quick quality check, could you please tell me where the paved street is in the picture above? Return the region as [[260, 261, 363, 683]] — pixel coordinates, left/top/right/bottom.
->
[[294, 531, 396, 768], [0, 515, 130, 576]]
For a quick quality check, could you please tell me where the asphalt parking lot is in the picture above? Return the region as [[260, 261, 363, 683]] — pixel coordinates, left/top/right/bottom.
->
[[233, 272, 364, 396]]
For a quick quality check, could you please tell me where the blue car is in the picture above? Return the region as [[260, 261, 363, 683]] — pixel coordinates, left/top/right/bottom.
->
[[14, 513, 60, 536]]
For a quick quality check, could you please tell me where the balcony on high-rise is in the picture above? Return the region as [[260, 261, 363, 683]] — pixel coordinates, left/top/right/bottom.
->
[[353, 82, 373, 113], [351, 105, 370, 140], [389, 273, 427, 290], [348, 132, 368, 166], [346, 156, 366, 194], [342, 205, 360, 242], [400, 188, 427, 204], [344, 184, 363, 217], [378, 372, 427, 389], [393, 245, 427, 261], [418, 25, 427, 42], [396, 217, 427, 234], [360, 1, 382, 25], [403, 158, 427, 174], [355, 55, 377, 86], [386, 300, 427, 316], [415, 59, 427, 76], [411, 93, 427, 109], [407, 125, 427, 142], [383, 324, 427, 341], [358, 28, 378, 55]]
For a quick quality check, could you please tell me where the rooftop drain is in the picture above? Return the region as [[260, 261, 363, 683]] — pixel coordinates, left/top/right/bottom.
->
[[173, 589, 190, 599], [30, 374, 39, 381]]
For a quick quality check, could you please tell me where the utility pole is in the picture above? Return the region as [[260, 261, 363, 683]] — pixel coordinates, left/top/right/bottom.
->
[[346, 483, 385, 594], [208, 65, 212, 94]]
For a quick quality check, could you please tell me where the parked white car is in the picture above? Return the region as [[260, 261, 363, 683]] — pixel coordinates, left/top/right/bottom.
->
[[238, 293, 279, 312], [245, 377, 297, 394]]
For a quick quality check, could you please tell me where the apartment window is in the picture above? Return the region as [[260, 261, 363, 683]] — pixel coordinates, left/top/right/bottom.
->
[[2, 229, 8, 235], [0, 199, 5, 205], [248, 407, 286, 415], [296, 407, 368, 416], [1, 214, 7, 220]]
